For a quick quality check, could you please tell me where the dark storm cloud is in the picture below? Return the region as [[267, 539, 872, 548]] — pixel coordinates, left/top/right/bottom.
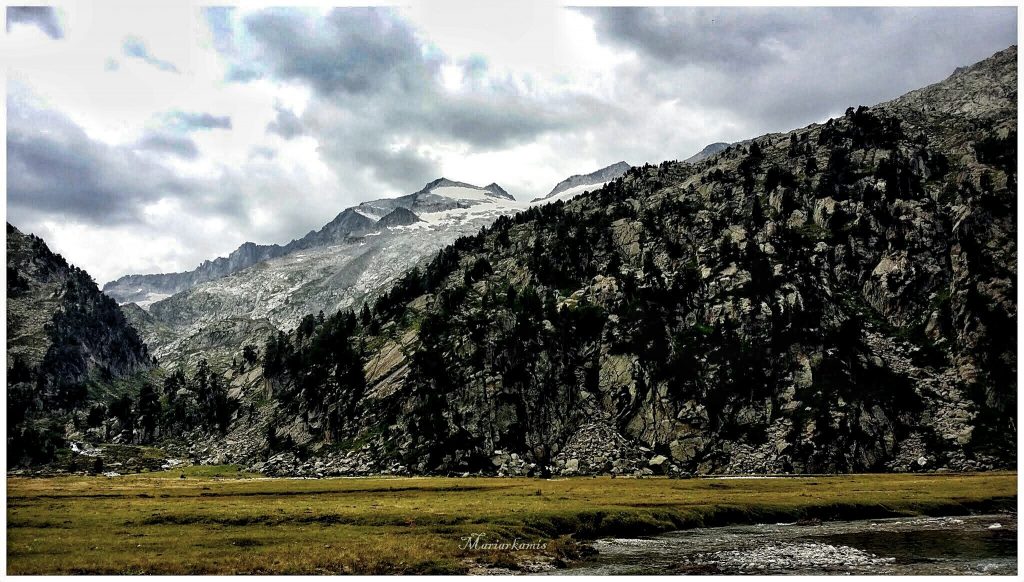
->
[[122, 36, 179, 72], [239, 6, 600, 146], [7, 95, 189, 225], [348, 144, 440, 192], [166, 111, 233, 131], [266, 106, 304, 139], [137, 132, 199, 159], [582, 7, 1018, 132], [7, 90, 301, 250], [414, 93, 599, 150], [224, 6, 602, 193], [6, 6, 63, 39], [244, 7, 428, 96], [305, 104, 442, 193], [582, 6, 818, 72], [303, 85, 602, 193], [235, 7, 604, 192]]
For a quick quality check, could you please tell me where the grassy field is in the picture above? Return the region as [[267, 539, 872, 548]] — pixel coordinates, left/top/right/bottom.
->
[[6, 471, 1016, 574]]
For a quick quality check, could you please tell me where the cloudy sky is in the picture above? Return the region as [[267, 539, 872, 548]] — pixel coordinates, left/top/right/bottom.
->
[[4, 1, 1017, 284]]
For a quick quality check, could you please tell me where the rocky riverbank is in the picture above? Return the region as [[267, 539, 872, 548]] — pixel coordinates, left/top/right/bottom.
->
[[558, 513, 1017, 575]]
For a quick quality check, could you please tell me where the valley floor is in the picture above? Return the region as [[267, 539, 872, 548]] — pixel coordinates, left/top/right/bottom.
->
[[5, 471, 1016, 574]]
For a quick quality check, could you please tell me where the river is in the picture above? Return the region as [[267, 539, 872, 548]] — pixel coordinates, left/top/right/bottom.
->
[[553, 513, 1016, 575]]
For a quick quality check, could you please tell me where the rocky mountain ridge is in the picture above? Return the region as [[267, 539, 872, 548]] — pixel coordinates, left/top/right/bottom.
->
[[123, 178, 532, 368], [214, 45, 1017, 477], [532, 161, 631, 203], [119, 168, 643, 369], [15, 47, 1016, 480], [7, 223, 153, 466], [102, 179, 515, 307], [684, 142, 730, 164]]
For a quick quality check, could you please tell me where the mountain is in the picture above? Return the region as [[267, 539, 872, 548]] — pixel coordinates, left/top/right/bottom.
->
[[102, 208, 380, 307], [211, 46, 1016, 477], [350, 178, 518, 217], [532, 161, 631, 203], [104, 242, 289, 307], [25, 47, 1015, 479], [101, 179, 518, 307], [295, 208, 378, 248], [683, 142, 730, 164], [7, 223, 153, 466], [104, 171, 596, 313], [128, 178, 527, 368], [484, 183, 515, 201]]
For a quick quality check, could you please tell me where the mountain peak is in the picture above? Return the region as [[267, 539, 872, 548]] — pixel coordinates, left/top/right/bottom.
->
[[377, 206, 422, 228], [415, 177, 476, 195], [7, 222, 151, 389], [422, 177, 459, 190], [533, 161, 632, 203], [414, 177, 514, 201], [683, 142, 731, 164], [484, 183, 515, 201]]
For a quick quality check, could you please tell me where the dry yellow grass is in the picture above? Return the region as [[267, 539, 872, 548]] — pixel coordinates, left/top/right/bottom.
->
[[6, 471, 1016, 574]]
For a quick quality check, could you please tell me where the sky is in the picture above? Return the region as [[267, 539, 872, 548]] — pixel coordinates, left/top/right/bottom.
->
[[3, 1, 1017, 285]]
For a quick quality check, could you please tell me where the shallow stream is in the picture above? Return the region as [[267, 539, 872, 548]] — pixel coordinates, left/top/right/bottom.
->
[[555, 513, 1016, 575]]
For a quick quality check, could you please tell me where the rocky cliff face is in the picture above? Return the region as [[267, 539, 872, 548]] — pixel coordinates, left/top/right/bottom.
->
[[376, 207, 423, 228], [683, 142, 730, 164], [7, 223, 153, 466], [7, 223, 152, 385], [104, 241, 290, 307], [533, 161, 631, 203], [231, 46, 1015, 477]]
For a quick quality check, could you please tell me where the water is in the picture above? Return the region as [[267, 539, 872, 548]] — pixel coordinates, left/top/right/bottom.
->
[[554, 514, 1017, 575]]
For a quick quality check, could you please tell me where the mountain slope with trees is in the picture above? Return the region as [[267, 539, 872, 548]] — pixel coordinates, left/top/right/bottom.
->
[[9, 47, 1016, 478], [7, 224, 155, 465], [241, 46, 1016, 476]]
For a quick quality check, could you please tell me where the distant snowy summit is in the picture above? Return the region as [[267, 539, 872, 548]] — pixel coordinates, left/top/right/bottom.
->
[[103, 159, 639, 311], [531, 161, 631, 204], [352, 178, 520, 220], [117, 176, 532, 366], [102, 177, 519, 306]]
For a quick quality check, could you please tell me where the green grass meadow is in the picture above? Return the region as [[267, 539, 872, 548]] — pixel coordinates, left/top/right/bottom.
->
[[6, 471, 1016, 574]]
